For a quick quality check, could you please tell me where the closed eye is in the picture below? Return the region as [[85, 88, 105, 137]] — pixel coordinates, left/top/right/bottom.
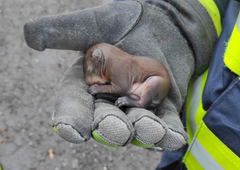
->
[[87, 66, 93, 73]]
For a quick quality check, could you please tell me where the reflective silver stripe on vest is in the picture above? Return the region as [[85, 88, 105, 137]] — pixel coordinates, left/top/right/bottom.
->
[[189, 137, 224, 170], [189, 75, 202, 136], [237, 12, 240, 31]]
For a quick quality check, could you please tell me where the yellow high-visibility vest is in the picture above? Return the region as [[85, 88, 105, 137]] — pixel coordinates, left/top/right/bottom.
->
[[183, 10, 240, 169]]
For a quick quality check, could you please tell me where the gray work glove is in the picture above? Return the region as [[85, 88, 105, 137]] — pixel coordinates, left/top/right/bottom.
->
[[24, 0, 217, 150]]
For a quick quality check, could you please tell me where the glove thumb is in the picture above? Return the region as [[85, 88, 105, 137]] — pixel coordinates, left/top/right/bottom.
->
[[23, 1, 141, 51]]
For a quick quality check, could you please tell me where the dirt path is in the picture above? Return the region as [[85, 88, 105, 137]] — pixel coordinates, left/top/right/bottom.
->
[[0, 0, 162, 169]]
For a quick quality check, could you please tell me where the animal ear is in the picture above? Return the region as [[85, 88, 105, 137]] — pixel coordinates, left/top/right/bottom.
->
[[92, 49, 102, 61]]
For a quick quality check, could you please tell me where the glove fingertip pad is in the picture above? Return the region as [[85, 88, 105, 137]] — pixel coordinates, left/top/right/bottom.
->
[[55, 124, 86, 144]]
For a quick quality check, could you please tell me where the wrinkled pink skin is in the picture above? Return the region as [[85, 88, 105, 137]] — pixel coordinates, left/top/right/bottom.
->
[[83, 43, 170, 109]]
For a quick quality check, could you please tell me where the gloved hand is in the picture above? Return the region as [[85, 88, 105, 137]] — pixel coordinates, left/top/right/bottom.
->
[[24, 0, 217, 150]]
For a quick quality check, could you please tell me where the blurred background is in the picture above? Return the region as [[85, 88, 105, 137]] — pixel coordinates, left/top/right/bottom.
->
[[0, 0, 162, 169]]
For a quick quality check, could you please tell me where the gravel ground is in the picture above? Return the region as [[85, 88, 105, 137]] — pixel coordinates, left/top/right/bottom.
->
[[0, 0, 162, 170]]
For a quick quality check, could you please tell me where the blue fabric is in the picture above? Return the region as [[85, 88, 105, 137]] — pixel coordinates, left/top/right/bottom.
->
[[156, 145, 188, 170], [203, 79, 240, 156], [202, 0, 240, 111], [202, 0, 240, 157], [213, 0, 229, 19]]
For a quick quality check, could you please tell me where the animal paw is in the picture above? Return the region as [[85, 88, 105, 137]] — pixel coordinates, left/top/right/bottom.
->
[[114, 96, 129, 107], [87, 84, 101, 95]]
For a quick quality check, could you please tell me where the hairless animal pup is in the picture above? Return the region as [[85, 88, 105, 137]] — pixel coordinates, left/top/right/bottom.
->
[[83, 43, 170, 109]]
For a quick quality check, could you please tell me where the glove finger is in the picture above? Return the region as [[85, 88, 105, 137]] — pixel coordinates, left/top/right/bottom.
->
[[23, 1, 141, 51], [92, 99, 135, 147], [154, 98, 188, 151], [126, 108, 167, 147], [52, 53, 94, 143], [126, 99, 188, 151], [155, 111, 188, 151]]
